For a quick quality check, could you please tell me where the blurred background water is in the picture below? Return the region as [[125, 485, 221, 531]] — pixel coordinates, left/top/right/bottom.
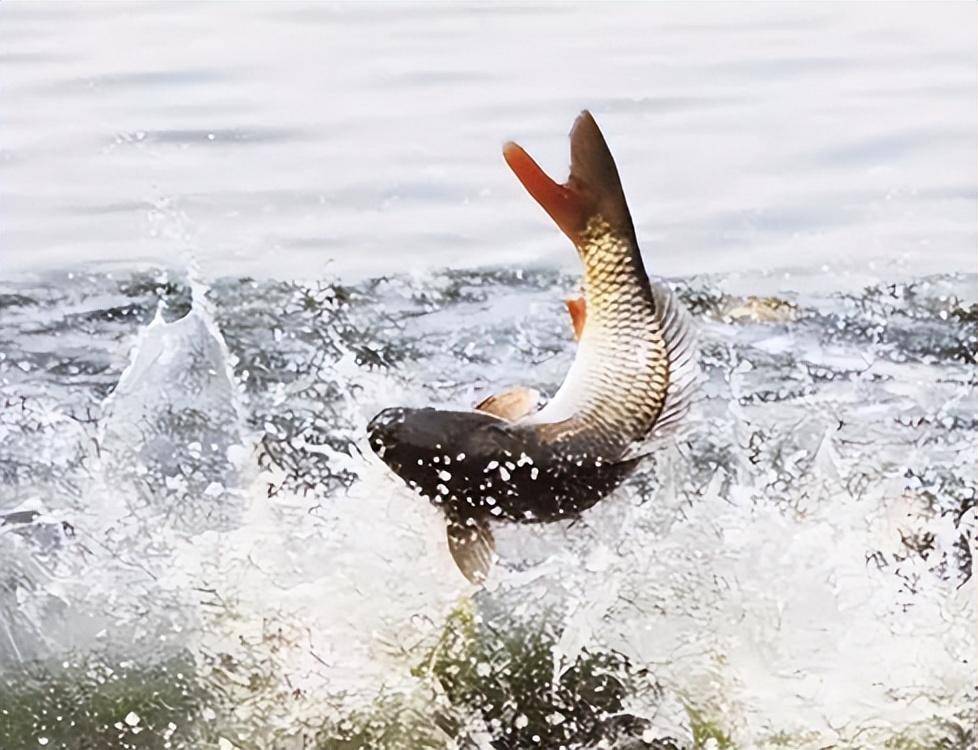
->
[[0, 3, 975, 750], [1, 2, 975, 280]]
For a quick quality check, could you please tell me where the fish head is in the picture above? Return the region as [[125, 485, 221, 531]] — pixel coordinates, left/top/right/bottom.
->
[[367, 406, 516, 502]]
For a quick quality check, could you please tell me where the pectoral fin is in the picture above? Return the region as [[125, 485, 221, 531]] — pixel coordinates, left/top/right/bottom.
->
[[474, 386, 539, 421], [446, 517, 496, 584], [565, 296, 586, 341]]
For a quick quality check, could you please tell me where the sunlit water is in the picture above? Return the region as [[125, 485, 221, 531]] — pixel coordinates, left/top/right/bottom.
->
[[2, 3, 975, 280], [0, 3, 975, 749]]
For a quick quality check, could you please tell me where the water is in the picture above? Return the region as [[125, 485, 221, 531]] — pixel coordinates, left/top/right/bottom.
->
[[2, 3, 975, 280], [0, 3, 975, 750]]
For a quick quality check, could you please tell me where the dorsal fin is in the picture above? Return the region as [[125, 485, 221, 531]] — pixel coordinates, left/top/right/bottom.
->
[[474, 386, 539, 422], [503, 110, 637, 246]]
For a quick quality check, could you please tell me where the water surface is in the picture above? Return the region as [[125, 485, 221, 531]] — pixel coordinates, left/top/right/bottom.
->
[[0, 4, 975, 749], [1, 2, 975, 279]]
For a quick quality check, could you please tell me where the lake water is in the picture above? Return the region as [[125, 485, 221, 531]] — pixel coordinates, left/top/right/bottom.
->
[[2, 2, 975, 280], [0, 4, 975, 750]]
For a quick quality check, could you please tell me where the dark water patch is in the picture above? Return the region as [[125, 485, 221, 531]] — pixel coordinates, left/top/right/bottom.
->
[[813, 128, 975, 167], [806, 276, 978, 364], [272, 234, 346, 250], [0, 653, 204, 750], [0, 293, 38, 310], [63, 200, 156, 216], [590, 94, 745, 115], [374, 68, 493, 88], [0, 392, 99, 493], [461, 94, 724, 123], [209, 278, 386, 499], [664, 15, 831, 34], [381, 180, 469, 204], [705, 54, 856, 79], [109, 126, 308, 147], [129, 100, 260, 119], [916, 185, 978, 203], [117, 275, 193, 319], [408, 602, 673, 750], [64, 302, 148, 324], [37, 68, 231, 96], [43, 354, 117, 380], [853, 82, 976, 101], [174, 188, 342, 213], [0, 51, 76, 65], [692, 202, 861, 236], [266, 1, 559, 26]]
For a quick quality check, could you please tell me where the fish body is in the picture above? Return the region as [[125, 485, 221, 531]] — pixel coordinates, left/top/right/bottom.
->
[[368, 111, 697, 582], [367, 406, 641, 524]]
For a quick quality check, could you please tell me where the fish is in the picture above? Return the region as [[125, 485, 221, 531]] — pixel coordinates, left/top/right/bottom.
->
[[367, 111, 698, 584]]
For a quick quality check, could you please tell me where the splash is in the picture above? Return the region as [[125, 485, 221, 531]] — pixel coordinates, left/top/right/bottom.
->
[[0, 268, 973, 748], [99, 278, 251, 532]]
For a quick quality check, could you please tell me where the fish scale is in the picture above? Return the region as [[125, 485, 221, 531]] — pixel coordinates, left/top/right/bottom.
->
[[531, 217, 670, 456]]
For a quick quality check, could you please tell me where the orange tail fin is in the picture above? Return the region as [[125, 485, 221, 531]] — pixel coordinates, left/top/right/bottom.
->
[[503, 111, 637, 247]]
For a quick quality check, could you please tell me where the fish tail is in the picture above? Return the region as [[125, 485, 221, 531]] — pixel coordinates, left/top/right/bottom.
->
[[503, 110, 637, 248]]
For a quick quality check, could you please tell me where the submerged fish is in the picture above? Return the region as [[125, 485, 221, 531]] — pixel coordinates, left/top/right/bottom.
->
[[368, 111, 697, 583]]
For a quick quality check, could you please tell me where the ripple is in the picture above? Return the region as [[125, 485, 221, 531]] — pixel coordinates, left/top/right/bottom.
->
[[814, 128, 975, 167], [32, 68, 232, 96], [108, 127, 309, 147]]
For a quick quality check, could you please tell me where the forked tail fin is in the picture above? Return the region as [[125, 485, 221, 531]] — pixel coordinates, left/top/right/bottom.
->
[[503, 110, 637, 247]]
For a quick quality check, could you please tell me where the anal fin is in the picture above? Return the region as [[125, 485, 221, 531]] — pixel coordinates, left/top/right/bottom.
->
[[565, 296, 586, 341], [446, 516, 496, 584], [474, 386, 539, 422]]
